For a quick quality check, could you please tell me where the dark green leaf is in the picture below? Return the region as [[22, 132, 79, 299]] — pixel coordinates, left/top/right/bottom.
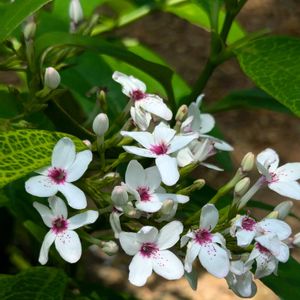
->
[[0, 0, 52, 42], [235, 36, 300, 117]]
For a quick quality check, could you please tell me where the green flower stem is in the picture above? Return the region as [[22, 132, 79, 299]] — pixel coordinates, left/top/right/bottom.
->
[[96, 135, 105, 169]]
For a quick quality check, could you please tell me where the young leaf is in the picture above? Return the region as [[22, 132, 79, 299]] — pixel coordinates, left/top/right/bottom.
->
[[235, 36, 300, 117], [0, 0, 52, 42], [0, 129, 87, 188], [0, 267, 67, 300]]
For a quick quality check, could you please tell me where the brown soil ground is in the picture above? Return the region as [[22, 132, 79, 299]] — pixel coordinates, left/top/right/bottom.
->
[[98, 0, 300, 299]]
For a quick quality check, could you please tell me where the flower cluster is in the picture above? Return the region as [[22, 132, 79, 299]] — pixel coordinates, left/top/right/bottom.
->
[[25, 71, 300, 298]]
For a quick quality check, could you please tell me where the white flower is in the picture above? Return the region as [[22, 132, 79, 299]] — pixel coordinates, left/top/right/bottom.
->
[[230, 215, 291, 248], [119, 221, 184, 286], [121, 123, 197, 186], [124, 160, 189, 213], [256, 148, 300, 200], [225, 260, 257, 298], [181, 94, 215, 135], [181, 204, 230, 278], [25, 137, 92, 209], [177, 139, 223, 170], [33, 196, 99, 264], [112, 71, 172, 130]]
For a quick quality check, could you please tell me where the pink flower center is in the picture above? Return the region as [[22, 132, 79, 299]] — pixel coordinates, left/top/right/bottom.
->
[[130, 90, 145, 101], [137, 186, 151, 202], [48, 167, 67, 184], [256, 242, 271, 255], [51, 217, 68, 234], [150, 142, 169, 155], [241, 217, 257, 231], [140, 242, 158, 258], [194, 229, 212, 245]]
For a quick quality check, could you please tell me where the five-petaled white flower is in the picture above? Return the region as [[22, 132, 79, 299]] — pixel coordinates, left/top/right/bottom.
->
[[181, 204, 230, 278], [25, 137, 92, 209], [112, 71, 172, 130], [225, 260, 257, 298], [121, 123, 197, 186], [256, 148, 300, 200], [230, 215, 291, 248], [33, 196, 99, 264], [119, 221, 184, 286], [124, 160, 189, 213]]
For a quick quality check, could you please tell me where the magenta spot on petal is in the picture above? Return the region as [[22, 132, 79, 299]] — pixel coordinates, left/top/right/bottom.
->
[[150, 142, 169, 155], [137, 186, 151, 202], [51, 217, 68, 234], [241, 216, 257, 231], [194, 229, 212, 245], [48, 167, 67, 184], [256, 242, 271, 255], [140, 242, 158, 258], [130, 90, 145, 101]]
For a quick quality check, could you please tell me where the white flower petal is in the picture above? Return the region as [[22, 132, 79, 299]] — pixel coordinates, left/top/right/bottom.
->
[[68, 210, 99, 230], [66, 150, 92, 182], [258, 219, 291, 240], [255, 234, 281, 256], [129, 253, 153, 286], [168, 134, 198, 154], [123, 145, 157, 158], [55, 230, 82, 263], [268, 180, 300, 200], [155, 155, 179, 186], [198, 114, 215, 134], [36, 166, 51, 175], [112, 71, 146, 96], [120, 131, 154, 149], [25, 176, 58, 197], [119, 232, 140, 255], [156, 193, 189, 204], [48, 196, 68, 219], [177, 147, 195, 167], [156, 221, 183, 250], [145, 166, 161, 191], [152, 250, 184, 280], [236, 229, 256, 247], [276, 163, 300, 181], [184, 241, 201, 273], [200, 204, 219, 230], [52, 137, 76, 169], [140, 95, 172, 120], [131, 106, 151, 131], [201, 162, 223, 171], [153, 125, 176, 144], [33, 202, 54, 227], [125, 160, 146, 190], [254, 254, 277, 279], [199, 243, 230, 278], [256, 148, 279, 172], [38, 231, 56, 265], [58, 183, 87, 209], [276, 242, 289, 263], [136, 199, 162, 213], [137, 226, 158, 243]]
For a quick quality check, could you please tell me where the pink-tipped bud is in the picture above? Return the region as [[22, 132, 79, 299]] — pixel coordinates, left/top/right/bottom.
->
[[92, 113, 109, 136], [82, 139, 92, 149], [111, 185, 128, 206], [175, 104, 188, 122], [44, 67, 60, 90]]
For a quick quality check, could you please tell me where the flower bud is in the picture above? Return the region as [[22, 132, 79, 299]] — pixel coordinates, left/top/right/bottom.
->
[[265, 211, 279, 219], [44, 67, 61, 90], [101, 240, 119, 255], [160, 199, 174, 215], [241, 152, 254, 172], [109, 211, 122, 239], [82, 139, 92, 149], [175, 104, 188, 121], [293, 233, 300, 247], [69, 0, 83, 24], [234, 177, 250, 197], [273, 201, 293, 220], [92, 113, 109, 136], [111, 185, 128, 206], [23, 21, 36, 41]]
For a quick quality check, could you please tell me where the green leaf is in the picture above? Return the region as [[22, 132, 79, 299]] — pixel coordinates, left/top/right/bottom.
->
[[262, 257, 300, 300], [206, 88, 292, 114], [164, 0, 245, 44], [235, 36, 300, 117], [0, 0, 52, 42], [35, 32, 175, 109], [0, 267, 67, 300], [0, 129, 87, 188]]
